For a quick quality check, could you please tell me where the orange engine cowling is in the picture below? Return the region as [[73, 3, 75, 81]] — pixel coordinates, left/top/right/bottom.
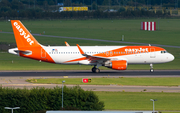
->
[[105, 60, 127, 70]]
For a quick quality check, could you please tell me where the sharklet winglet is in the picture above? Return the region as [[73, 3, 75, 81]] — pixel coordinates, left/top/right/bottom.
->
[[76, 44, 87, 56], [65, 41, 70, 46]]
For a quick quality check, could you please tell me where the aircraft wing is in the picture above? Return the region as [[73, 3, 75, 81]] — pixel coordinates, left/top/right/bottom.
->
[[76, 44, 110, 63]]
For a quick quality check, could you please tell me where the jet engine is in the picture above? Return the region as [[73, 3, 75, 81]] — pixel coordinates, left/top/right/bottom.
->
[[104, 60, 127, 70]]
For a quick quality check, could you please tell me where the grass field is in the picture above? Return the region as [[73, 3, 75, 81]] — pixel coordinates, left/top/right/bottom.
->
[[0, 19, 179, 70], [26, 77, 180, 86], [1, 19, 180, 46], [95, 91, 180, 111]]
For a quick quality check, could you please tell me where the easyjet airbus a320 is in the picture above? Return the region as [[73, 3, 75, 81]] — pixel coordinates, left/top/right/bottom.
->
[[9, 20, 174, 73]]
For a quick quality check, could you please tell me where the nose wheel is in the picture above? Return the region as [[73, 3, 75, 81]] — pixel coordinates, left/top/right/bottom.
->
[[150, 68, 154, 72], [92, 66, 100, 73], [150, 63, 154, 73]]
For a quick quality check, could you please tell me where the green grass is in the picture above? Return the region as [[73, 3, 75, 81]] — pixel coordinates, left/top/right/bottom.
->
[[0, 19, 180, 70], [1, 19, 180, 46], [26, 77, 180, 86], [95, 91, 180, 111]]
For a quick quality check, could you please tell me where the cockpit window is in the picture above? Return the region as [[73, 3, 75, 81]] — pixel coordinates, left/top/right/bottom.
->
[[161, 51, 167, 53]]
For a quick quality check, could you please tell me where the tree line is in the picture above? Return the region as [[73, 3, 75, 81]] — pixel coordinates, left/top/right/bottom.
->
[[0, 9, 170, 20], [0, 86, 104, 113], [0, 0, 180, 7], [0, 0, 173, 20]]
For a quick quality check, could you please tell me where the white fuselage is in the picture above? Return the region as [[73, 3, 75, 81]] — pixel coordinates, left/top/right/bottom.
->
[[41, 46, 174, 65]]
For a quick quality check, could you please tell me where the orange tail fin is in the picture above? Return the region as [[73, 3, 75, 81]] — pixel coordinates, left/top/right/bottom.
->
[[11, 20, 40, 49]]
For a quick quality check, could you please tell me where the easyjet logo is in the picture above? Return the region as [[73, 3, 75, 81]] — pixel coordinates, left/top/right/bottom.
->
[[14, 22, 34, 45], [125, 48, 148, 52]]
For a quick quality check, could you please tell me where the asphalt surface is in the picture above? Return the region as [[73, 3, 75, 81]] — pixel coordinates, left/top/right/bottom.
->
[[0, 70, 180, 92], [1, 31, 180, 48], [0, 70, 179, 77]]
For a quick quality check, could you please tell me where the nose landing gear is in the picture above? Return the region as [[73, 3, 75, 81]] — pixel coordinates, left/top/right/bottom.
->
[[150, 63, 154, 72]]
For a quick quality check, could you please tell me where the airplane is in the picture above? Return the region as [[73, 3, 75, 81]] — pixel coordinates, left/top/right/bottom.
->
[[8, 20, 174, 73]]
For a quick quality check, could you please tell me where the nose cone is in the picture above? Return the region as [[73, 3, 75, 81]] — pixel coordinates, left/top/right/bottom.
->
[[168, 53, 175, 62]]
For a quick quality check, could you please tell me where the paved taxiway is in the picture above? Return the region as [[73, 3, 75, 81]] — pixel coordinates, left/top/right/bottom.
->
[[0, 70, 180, 92], [0, 70, 180, 77], [1, 31, 180, 48]]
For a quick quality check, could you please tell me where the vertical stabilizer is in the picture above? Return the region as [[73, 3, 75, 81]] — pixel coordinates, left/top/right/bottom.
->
[[10, 20, 55, 63], [11, 20, 40, 49]]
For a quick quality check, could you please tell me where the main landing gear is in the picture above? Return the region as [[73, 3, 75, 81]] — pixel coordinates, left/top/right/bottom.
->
[[150, 63, 154, 73], [92, 66, 100, 73]]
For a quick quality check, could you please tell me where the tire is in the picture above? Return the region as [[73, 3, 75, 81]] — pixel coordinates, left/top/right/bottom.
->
[[92, 67, 96, 73], [150, 69, 154, 73]]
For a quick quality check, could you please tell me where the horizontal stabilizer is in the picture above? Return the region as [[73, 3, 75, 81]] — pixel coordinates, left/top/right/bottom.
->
[[8, 48, 32, 55], [14, 50, 32, 55]]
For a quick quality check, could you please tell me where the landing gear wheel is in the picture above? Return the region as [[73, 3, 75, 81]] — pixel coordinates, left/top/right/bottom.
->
[[92, 67, 96, 73], [150, 69, 154, 73], [91, 66, 100, 73], [95, 68, 100, 73]]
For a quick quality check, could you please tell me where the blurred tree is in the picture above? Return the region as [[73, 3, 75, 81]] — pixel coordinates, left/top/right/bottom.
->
[[92, 1, 97, 10], [103, 0, 112, 5], [48, 0, 55, 5], [11, 0, 24, 10], [64, 0, 71, 6]]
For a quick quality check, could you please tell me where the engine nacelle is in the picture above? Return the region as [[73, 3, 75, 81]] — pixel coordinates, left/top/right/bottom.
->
[[104, 60, 127, 70]]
